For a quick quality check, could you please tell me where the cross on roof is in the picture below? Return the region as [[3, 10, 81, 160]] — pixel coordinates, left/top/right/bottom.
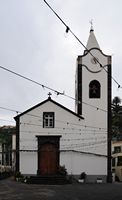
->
[[48, 92, 52, 98]]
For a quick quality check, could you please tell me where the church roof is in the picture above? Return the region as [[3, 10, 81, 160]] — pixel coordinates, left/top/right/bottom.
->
[[86, 28, 100, 50], [14, 97, 84, 120]]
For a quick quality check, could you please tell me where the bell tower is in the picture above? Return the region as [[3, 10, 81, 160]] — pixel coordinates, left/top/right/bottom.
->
[[75, 27, 112, 182]]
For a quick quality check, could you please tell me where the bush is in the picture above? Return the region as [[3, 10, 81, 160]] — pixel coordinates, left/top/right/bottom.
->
[[58, 165, 67, 176], [79, 172, 86, 180], [15, 171, 22, 178]]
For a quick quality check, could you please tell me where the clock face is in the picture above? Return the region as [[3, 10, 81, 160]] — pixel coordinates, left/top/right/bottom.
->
[[91, 57, 99, 64]]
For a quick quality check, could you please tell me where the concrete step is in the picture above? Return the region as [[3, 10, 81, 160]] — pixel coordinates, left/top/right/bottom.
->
[[26, 175, 69, 185]]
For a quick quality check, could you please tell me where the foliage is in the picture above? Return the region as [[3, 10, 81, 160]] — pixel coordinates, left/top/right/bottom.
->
[[15, 171, 22, 178], [0, 126, 15, 145], [79, 172, 87, 180], [112, 96, 121, 107], [58, 165, 67, 176], [112, 96, 122, 140], [0, 126, 15, 166]]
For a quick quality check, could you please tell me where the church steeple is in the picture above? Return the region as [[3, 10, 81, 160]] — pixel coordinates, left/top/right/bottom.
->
[[75, 27, 112, 182], [86, 26, 100, 50]]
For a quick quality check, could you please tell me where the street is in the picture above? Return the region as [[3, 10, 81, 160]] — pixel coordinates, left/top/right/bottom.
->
[[0, 178, 122, 200]]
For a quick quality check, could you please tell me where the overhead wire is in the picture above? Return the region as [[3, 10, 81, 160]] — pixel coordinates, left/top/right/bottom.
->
[[61, 140, 107, 148], [20, 131, 107, 137], [20, 140, 107, 151], [0, 65, 64, 96], [0, 0, 113, 143], [20, 128, 107, 134], [9, 148, 107, 157], [0, 1, 121, 129], [43, 0, 122, 89], [20, 136, 106, 144], [0, 106, 20, 114], [0, 65, 108, 113], [20, 122, 107, 131], [0, 105, 107, 130]]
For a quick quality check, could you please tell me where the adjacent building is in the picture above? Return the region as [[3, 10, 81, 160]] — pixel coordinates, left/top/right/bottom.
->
[[112, 141, 122, 181]]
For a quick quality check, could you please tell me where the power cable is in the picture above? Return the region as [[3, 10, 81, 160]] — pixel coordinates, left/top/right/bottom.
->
[[0, 65, 64, 96], [8, 148, 106, 157], [20, 122, 107, 131], [0, 105, 107, 130], [0, 65, 108, 112], [20, 135, 106, 142], [20, 139, 107, 150], [0, 106, 20, 114], [43, 0, 122, 89]]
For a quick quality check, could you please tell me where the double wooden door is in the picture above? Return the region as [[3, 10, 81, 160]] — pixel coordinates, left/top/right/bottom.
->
[[39, 143, 58, 175]]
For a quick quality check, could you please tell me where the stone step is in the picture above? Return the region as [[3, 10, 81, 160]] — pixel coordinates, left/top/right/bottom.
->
[[26, 175, 69, 185]]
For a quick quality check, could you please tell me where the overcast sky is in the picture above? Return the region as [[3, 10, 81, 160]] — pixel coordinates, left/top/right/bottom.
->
[[0, 0, 122, 126]]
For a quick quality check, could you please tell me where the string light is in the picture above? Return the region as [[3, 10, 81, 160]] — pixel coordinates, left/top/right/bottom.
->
[[0, 105, 107, 130], [19, 140, 107, 153], [20, 122, 107, 132], [20, 136, 106, 143], [16, 149, 107, 157], [43, 0, 122, 89], [20, 129, 107, 135], [0, 148, 107, 157], [60, 140, 107, 149], [0, 1, 121, 137], [0, 65, 108, 112], [0, 106, 20, 113], [0, 65, 65, 96]]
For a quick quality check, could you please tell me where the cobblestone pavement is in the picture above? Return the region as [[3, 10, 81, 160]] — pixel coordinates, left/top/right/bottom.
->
[[0, 178, 122, 200]]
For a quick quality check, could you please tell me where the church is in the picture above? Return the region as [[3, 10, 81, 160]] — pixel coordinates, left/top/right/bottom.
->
[[13, 27, 112, 183]]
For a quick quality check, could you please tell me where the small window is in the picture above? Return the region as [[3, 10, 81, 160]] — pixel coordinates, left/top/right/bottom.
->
[[112, 158, 115, 167], [89, 80, 101, 98], [114, 146, 121, 153], [43, 112, 54, 128], [117, 156, 122, 166]]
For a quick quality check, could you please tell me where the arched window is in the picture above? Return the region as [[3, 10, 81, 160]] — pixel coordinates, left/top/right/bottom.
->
[[89, 80, 101, 98]]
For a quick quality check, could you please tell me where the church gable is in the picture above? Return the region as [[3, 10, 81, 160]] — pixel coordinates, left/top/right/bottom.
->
[[15, 97, 84, 121]]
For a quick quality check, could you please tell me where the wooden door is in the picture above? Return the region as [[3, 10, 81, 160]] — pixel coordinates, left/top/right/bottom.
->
[[39, 143, 58, 175]]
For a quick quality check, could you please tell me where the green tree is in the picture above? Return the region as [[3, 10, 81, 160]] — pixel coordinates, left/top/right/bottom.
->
[[112, 96, 122, 140], [0, 126, 15, 145], [0, 126, 15, 165]]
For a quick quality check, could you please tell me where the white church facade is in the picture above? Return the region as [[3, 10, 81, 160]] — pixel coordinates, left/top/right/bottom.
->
[[13, 27, 112, 183]]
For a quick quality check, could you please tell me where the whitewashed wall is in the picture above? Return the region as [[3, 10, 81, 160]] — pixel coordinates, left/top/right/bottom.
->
[[60, 151, 107, 175], [78, 49, 108, 129], [20, 152, 37, 174], [12, 134, 16, 150], [19, 100, 107, 177], [75, 48, 110, 157]]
